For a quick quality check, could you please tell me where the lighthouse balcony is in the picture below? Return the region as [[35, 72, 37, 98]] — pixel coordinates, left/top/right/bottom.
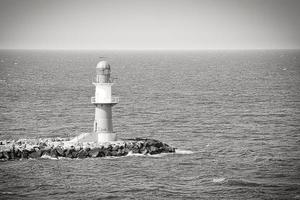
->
[[91, 97, 119, 104]]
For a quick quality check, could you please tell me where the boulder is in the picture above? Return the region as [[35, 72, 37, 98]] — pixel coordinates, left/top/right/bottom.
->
[[112, 145, 119, 151], [162, 144, 175, 153], [88, 148, 101, 158], [98, 149, 106, 157], [71, 150, 78, 158], [125, 142, 134, 150], [65, 149, 75, 158], [50, 149, 59, 158], [14, 149, 22, 159], [77, 149, 88, 159], [29, 150, 43, 159], [2, 151, 9, 159], [117, 148, 127, 156], [74, 145, 81, 151], [42, 148, 52, 157], [149, 146, 159, 155], [5, 151, 14, 160], [39, 142, 47, 149], [133, 143, 141, 153], [84, 147, 91, 152], [103, 148, 112, 156], [141, 149, 148, 155], [145, 139, 163, 148], [110, 150, 118, 156], [55, 146, 65, 156], [21, 150, 30, 159]]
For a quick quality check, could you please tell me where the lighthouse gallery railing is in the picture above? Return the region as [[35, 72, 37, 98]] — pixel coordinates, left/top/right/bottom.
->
[[91, 97, 119, 104]]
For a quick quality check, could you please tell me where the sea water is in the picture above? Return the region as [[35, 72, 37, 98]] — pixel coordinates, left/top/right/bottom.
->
[[0, 50, 299, 199]]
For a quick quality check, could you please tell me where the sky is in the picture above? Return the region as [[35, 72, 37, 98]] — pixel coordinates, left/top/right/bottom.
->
[[0, 0, 299, 50]]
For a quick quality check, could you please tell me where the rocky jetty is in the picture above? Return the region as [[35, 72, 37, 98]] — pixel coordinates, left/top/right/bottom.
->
[[0, 138, 175, 161]]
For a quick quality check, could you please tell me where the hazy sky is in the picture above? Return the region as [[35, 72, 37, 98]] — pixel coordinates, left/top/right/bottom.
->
[[0, 0, 299, 49]]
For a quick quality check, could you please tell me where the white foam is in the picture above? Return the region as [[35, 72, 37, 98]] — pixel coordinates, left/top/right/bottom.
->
[[69, 133, 90, 143], [41, 155, 58, 160], [126, 151, 146, 157], [0, 192, 14, 195], [175, 149, 194, 154], [103, 156, 124, 160], [148, 153, 171, 157], [212, 177, 226, 183]]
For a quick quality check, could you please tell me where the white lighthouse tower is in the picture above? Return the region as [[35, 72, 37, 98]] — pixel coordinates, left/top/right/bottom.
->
[[91, 61, 118, 143]]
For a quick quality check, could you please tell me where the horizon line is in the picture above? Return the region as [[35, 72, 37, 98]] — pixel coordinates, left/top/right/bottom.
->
[[0, 48, 300, 51]]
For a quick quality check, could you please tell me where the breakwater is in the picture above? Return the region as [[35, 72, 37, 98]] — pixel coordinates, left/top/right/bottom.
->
[[0, 138, 175, 160]]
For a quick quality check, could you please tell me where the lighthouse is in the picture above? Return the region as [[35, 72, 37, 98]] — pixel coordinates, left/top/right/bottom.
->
[[91, 61, 118, 143]]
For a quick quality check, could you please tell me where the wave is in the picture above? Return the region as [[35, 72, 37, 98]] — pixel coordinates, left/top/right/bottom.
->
[[37, 149, 192, 160], [126, 151, 175, 158], [126, 149, 193, 157], [212, 177, 226, 183], [41, 155, 59, 160], [175, 149, 194, 154], [40, 155, 73, 160], [126, 151, 147, 157], [211, 178, 287, 188]]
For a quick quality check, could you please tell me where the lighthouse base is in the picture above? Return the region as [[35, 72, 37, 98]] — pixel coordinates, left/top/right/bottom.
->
[[98, 132, 117, 143]]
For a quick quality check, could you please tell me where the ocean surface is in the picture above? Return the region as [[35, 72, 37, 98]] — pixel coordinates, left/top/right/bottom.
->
[[0, 50, 299, 199]]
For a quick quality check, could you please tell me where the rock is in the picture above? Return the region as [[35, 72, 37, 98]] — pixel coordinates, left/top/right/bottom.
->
[[74, 145, 81, 151], [117, 147, 127, 156], [149, 146, 159, 155], [103, 148, 112, 156], [39, 142, 47, 149], [55, 146, 65, 156], [42, 148, 52, 157], [141, 149, 148, 155], [88, 148, 101, 158], [162, 144, 175, 153], [2, 151, 9, 159], [125, 142, 133, 150], [123, 147, 130, 155], [72, 149, 79, 158], [130, 142, 141, 153], [24, 144, 35, 152], [14, 149, 22, 159], [29, 150, 43, 159], [50, 149, 59, 158], [107, 144, 113, 151], [77, 149, 88, 159], [145, 139, 163, 148], [98, 149, 106, 157], [65, 149, 75, 158], [111, 150, 118, 156], [112, 145, 119, 151], [9, 150, 15, 160], [21, 150, 30, 159]]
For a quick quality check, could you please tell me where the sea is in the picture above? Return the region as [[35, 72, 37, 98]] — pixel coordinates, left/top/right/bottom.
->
[[0, 50, 299, 199]]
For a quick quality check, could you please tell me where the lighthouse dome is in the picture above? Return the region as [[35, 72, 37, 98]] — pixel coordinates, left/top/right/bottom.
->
[[96, 61, 110, 70]]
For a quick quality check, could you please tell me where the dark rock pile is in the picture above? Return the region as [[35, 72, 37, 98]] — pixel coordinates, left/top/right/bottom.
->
[[0, 138, 175, 161]]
